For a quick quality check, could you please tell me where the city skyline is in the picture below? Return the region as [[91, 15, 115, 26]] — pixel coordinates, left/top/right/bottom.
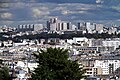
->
[[0, 0, 120, 27]]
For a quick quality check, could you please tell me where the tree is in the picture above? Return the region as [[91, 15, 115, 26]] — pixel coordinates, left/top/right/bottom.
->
[[0, 67, 9, 80], [115, 67, 120, 77], [31, 48, 85, 80]]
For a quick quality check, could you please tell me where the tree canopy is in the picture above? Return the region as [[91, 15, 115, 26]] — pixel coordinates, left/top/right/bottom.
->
[[0, 67, 9, 80], [115, 67, 120, 77], [31, 48, 85, 80]]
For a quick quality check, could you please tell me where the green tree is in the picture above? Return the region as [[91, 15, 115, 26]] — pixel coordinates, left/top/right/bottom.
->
[[31, 48, 85, 80], [0, 67, 9, 80]]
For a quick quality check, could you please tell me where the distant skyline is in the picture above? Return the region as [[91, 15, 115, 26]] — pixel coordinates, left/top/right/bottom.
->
[[0, 0, 120, 27]]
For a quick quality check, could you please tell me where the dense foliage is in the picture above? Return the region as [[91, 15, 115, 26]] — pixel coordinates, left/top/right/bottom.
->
[[31, 48, 85, 80], [0, 32, 119, 41], [0, 67, 9, 80], [14, 33, 117, 40]]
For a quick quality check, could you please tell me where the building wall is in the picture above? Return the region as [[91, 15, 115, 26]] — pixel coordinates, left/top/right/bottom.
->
[[73, 37, 88, 44], [17, 24, 34, 32], [47, 18, 75, 32], [95, 24, 104, 33], [78, 22, 86, 33], [34, 24, 44, 31], [94, 60, 120, 75], [102, 40, 120, 50]]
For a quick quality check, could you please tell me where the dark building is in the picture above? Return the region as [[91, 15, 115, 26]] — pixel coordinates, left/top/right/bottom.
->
[[78, 22, 86, 30]]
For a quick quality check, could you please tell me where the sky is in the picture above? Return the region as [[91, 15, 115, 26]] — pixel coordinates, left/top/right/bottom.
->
[[0, 0, 120, 27]]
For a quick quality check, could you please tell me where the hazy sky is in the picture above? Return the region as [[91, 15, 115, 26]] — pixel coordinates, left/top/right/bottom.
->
[[0, 0, 120, 27]]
